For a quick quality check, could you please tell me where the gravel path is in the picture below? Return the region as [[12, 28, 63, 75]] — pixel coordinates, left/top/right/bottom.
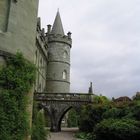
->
[[48, 128, 79, 140]]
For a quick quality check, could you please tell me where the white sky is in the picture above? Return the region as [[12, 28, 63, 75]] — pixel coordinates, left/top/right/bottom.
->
[[38, 0, 140, 98]]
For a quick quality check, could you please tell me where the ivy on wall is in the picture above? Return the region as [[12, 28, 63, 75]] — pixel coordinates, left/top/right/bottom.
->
[[0, 52, 36, 140]]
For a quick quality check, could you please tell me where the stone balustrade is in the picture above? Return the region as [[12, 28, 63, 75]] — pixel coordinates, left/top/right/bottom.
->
[[34, 92, 93, 103]]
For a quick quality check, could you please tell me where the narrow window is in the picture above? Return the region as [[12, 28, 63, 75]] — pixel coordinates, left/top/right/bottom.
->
[[63, 51, 67, 59], [0, 0, 10, 32], [62, 70, 67, 80]]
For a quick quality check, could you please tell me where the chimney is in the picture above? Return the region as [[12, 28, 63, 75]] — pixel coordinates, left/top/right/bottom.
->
[[47, 24, 51, 34]]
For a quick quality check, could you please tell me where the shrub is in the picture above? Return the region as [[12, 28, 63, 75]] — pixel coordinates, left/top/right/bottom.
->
[[32, 110, 48, 140], [94, 119, 140, 140], [79, 104, 107, 132], [75, 132, 96, 140]]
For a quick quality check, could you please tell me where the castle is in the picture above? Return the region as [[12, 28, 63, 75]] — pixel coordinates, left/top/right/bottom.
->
[[0, 0, 72, 132], [0, 0, 72, 94], [0, 0, 94, 135]]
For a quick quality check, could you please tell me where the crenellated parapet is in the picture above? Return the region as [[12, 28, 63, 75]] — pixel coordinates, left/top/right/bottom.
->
[[47, 34, 72, 47]]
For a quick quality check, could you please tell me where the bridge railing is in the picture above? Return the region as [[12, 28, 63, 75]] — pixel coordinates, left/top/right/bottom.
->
[[34, 92, 93, 102]]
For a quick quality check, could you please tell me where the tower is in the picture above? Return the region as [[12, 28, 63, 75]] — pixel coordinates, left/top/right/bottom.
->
[[46, 11, 72, 93]]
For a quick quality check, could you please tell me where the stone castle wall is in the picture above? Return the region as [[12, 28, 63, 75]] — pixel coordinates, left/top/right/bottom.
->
[[0, 0, 39, 62]]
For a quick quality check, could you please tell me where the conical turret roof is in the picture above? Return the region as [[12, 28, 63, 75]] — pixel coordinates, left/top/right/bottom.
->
[[51, 11, 65, 35]]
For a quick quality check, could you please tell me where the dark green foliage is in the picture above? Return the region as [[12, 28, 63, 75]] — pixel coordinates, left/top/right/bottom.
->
[[78, 94, 140, 140], [94, 119, 140, 140], [102, 107, 131, 119], [93, 95, 110, 105], [75, 132, 96, 140], [0, 53, 36, 92], [32, 110, 48, 140], [0, 52, 36, 140], [67, 108, 78, 127], [78, 96, 112, 132], [79, 104, 108, 132]]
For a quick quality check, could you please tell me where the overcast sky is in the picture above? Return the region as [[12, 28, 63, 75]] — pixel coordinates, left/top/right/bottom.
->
[[38, 0, 140, 98]]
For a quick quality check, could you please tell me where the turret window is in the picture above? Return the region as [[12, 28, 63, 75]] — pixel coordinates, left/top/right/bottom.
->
[[62, 70, 67, 80], [63, 51, 68, 59]]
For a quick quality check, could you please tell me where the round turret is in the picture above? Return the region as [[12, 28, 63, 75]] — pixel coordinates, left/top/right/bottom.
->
[[46, 11, 72, 93]]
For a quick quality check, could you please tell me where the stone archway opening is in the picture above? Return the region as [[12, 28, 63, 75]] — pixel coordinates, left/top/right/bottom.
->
[[58, 107, 79, 131], [35, 92, 93, 132], [58, 106, 72, 131]]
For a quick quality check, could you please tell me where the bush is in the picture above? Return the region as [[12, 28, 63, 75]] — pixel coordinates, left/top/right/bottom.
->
[[102, 107, 132, 119], [79, 104, 107, 132], [94, 119, 140, 140], [32, 110, 48, 140], [75, 132, 96, 140]]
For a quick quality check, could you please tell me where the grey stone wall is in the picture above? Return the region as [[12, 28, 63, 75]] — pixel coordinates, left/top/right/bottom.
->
[[0, 0, 39, 62], [35, 24, 48, 92], [46, 40, 71, 93], [0, 1, 39, 140], [0, 0, 10, 31]]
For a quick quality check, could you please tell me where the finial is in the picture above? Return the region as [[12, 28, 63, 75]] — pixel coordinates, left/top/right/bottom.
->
[[88, 82, 93, 94], [57, 8, 59, 12], [67, 32, 72, 39]]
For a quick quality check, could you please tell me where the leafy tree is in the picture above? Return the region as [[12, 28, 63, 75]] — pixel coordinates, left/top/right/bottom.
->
[[133, 92, 140, 100], [93, 95, 111, 105]]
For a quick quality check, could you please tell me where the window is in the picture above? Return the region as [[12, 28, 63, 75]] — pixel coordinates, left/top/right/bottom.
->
[[0, 0, 10, 31], [63, 51, 67, 59], [62, 70, 67, 80]]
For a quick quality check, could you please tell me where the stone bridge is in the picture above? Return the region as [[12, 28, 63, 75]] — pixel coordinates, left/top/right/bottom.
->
[[34, 92, 93, 132]]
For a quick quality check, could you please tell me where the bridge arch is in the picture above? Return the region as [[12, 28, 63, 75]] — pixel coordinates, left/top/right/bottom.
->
[[35, 92, 93, 132], [58, 106, 72, 131]]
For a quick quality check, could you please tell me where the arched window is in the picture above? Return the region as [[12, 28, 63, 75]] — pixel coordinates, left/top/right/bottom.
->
[[62, 70, 67, 80], [63, 51, 68, 59]]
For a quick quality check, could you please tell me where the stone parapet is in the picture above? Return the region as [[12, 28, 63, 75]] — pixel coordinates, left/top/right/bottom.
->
[[48, 34, 72, 47]]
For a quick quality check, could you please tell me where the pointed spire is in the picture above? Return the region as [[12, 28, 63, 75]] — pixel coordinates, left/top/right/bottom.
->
[[51, 11, 65, 35], [88, 82, 93, 94]]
